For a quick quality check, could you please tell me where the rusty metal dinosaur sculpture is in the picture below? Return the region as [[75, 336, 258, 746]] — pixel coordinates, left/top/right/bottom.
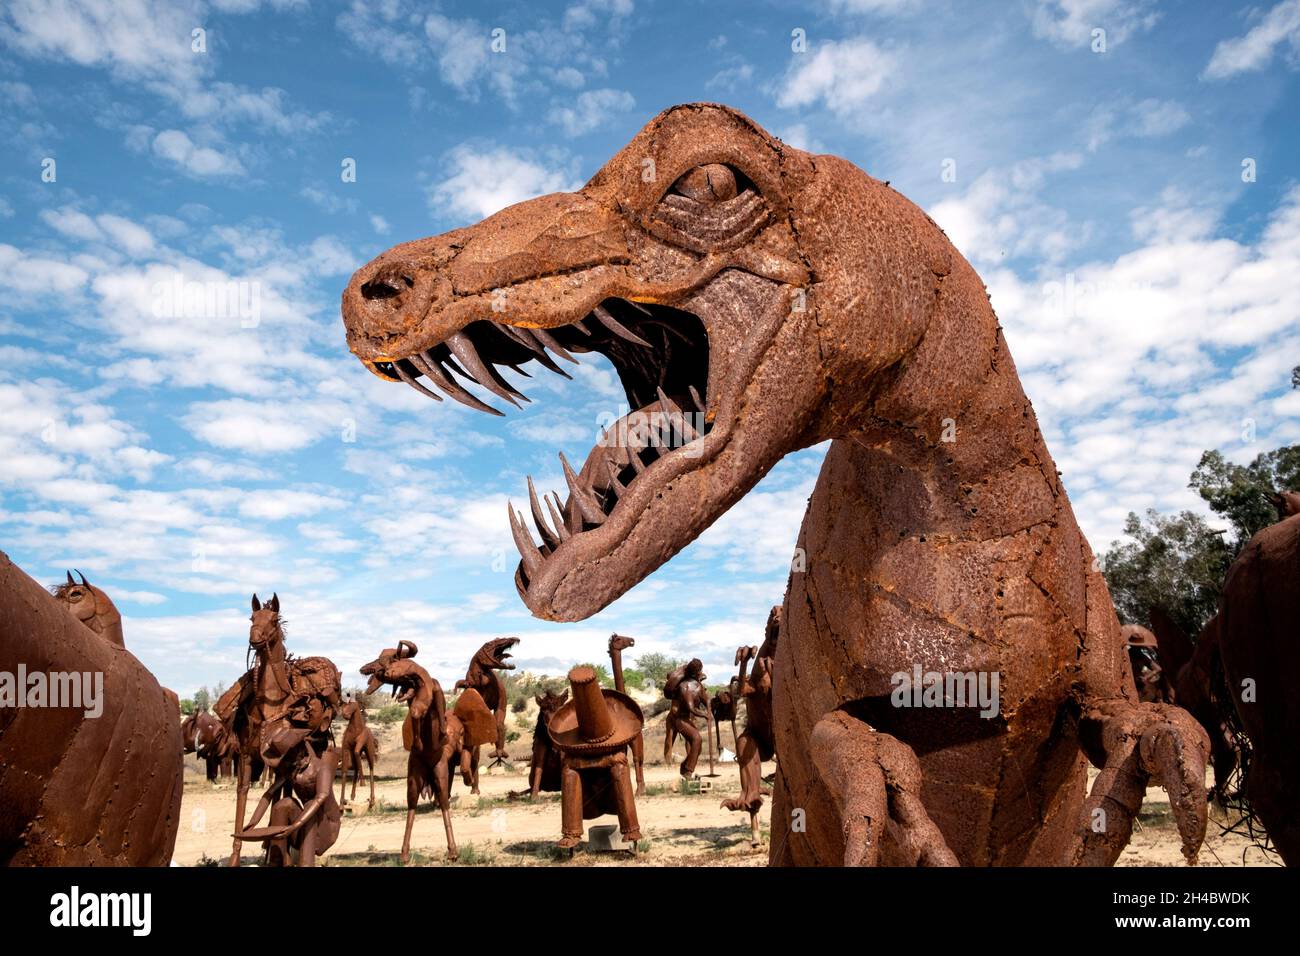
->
[[360, 639, 495, 862], [607, 633, 647, 795], [454, 636, 518, 791], [338, 697, 378, 809], [341, 103, 1210, 866], [182, 709, 238, 782], [49, 570, 124, 647], [1, 550, 183, 864], [214, 593, 341, 866], [721, 605, 780, 846]]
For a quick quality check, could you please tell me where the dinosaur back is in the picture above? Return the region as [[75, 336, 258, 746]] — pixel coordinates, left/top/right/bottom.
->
[[454, 688, 497, 750]]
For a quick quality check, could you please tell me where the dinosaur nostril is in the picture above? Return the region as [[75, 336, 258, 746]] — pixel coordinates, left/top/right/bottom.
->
[[361, 278, 404, 301]]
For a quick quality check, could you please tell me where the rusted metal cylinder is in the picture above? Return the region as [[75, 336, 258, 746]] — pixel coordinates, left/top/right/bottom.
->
[[568, 665, 614, 743], [0, 549, 182, 865]]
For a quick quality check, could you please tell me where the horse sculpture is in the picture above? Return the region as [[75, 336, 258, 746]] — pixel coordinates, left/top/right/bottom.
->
[[338, 697, 378, 810], [340, 103, 1211, 866], [215, 593, 341, 866]]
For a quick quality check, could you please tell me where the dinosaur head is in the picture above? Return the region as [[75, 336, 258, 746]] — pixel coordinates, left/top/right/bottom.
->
[[473, 636, 519, 672], [359, 640, 419, 695], [342, 104, 949, 621]]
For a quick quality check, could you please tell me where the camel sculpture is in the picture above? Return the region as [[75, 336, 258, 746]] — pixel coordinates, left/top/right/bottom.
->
[[547, 666, 644, 851], [523, 688, 568, 798], [1215, 504, 1300, 863], [607, 633, 647, 795], [1, 550, 183, 864], [359, 639, 495, 862], [215, 593, 342, 866], [661, 659, 711, 777], [182, 710, 238, 781], [338, 697, 378, 809], [453, 636, 518, 792], [340, 103, 1211, 866], [721, 606, 780, 846], [233, 725, 341, 866]]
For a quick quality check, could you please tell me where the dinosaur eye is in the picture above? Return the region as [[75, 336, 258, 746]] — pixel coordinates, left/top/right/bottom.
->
[[669, 164, 738, 202]]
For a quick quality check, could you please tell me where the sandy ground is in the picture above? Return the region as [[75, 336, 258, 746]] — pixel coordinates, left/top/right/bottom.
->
[[173, 712, 1278, 867]]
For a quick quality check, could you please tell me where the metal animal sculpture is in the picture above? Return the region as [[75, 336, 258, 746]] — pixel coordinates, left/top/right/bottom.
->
[[607, 633, 647, 795], [547, 666, 643, 851], [721, 606, 779, 846], [214, 593, 342, 866], [710, 685, 739, 751], [662, 658, 711, 777], [338, 698, 378, 809], [1216, 508, 1300, 863], [1, 550, 183, 864], [360, 640, 495, 862], [453, 636, 518, 791], [49, 570, 124, 647], [340, 103, 1210, 866], [182, 710, 238, 781], [233, 725, 341, 866], [1120, 624, 1173, 704], [525, 688, 568, 798]]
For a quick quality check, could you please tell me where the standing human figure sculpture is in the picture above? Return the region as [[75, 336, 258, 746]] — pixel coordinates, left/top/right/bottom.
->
[[722, 606, 779, 846], [233, 724, 341, 867], [662, 658, 710, 777]]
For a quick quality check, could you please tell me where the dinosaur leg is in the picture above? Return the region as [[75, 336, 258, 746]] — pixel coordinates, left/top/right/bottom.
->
[[810, 711, 958, 867], [228, 757, 252, 866], [611, 756, 642, 848], [630, 733, 647, 796], [464, 745, 481, 794], [529, 743, 544, 798], [1072, 699, 1209, 866], [495, 706, 508, 760], [436, 755, 458, 861], [722, 729, 764, 846], [401, 761, 420, 864], [366, 745, 376, 810]]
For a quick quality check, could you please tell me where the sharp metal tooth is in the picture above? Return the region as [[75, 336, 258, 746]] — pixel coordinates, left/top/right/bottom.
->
[[411, 351, 504, 417], [629, 446, 646, 474], [592, 304, 652, 347], [657, 387, 699, 440], [544, 493, 570, 542], [507, 363, 532, 378], [446, 331, 522, 408], [571, 318, 593, 336], [508, 504, 543, 577], [626, 300, 653, 316], [499, 325, 573, 379], [559, 452, 605, 526], [688, 384, 704, 412], [527, 476, 561, 550], [604, 459, 627, 496], [393, 361, 444, 401], [531, 328, 579, 364]]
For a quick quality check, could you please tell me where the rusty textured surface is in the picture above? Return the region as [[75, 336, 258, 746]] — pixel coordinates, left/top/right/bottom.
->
[[1217, 511, 1300, 863], [721, 605, 779, 845], [524, 688, 568, 798], [547, 666, 643, 849], [48, 570, 124, 648], [341, 103, 1212, 866], [662, 658, 710, 777], [338, 698, 378, 809], [214, 593, 341, 866], [607, 633, 646, 795], [0, 549, 182, 865], [232, 725, 341, 866], [360, 640, 493, 862], [182, 710, 238, 782], [453, 636, 518, 792]]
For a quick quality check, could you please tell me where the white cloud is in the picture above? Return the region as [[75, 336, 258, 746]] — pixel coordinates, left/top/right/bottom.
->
[[547, 88, 634, 136], [776, 38, 898, 116], [1030, 0, 1159, 49], [427, 145, 581, 221], [1204, 0, 1300, 79], [152, 129, 245, 178]]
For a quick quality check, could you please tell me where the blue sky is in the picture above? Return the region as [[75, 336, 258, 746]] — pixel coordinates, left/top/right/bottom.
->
[[1, 0, 1297, 696]]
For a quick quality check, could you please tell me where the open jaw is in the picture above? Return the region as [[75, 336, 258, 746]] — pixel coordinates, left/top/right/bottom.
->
[[367, 297, 722, 617]]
